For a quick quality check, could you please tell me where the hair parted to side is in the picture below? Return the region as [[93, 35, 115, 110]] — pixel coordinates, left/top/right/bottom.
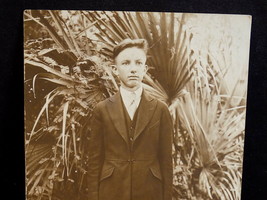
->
[[113, 38, 148, 59]]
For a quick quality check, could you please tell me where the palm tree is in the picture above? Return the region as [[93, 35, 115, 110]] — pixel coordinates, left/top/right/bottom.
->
[[24, 10, 247, 200]]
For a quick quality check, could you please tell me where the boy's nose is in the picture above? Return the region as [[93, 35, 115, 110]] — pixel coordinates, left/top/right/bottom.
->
[[130, 68, 137, 73], [129, 63, 138, 72]]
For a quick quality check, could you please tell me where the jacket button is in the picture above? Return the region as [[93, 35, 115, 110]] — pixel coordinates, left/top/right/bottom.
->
[[130, 137, 133, 141]]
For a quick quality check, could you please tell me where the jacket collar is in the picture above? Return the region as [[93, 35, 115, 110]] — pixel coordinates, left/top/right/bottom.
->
[[107, 90, 157, 146]]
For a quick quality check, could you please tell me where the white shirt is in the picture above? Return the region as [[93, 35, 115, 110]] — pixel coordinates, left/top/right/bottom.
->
[[120, 86, 143, 120]]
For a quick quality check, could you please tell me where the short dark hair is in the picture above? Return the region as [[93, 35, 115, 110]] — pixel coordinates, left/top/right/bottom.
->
[[113, 38, 148, 59]]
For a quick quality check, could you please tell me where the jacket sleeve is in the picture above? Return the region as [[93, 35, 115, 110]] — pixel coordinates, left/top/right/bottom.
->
[[87, 104, 104, 200], [159, 104, 173, 200]]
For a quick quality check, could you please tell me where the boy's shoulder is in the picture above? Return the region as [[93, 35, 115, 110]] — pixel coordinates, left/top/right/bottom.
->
[[93, 92, 119, 112], [142, 91, 169, 109], [94, 90, 169, 110], [94, 97, 110, 109]]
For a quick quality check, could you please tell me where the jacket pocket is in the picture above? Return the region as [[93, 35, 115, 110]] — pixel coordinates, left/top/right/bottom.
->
[[100, 167, 114, 182], [149, 165, 162, 181]]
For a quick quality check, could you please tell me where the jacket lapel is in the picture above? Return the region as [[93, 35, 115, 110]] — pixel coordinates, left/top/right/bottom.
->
[[106, 90, 158, 145], [134, 91, 157, 141], [106, 92, 129, 146]]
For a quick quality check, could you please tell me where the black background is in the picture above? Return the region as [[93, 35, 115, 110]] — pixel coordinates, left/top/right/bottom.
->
[[0, 0, 266, 199]]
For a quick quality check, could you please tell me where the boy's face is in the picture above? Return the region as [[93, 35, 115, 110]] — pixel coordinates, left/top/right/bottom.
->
[[113, 47, 147, 91]]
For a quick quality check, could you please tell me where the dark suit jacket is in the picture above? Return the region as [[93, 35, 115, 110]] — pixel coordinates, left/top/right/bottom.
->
[[87, 90, 173, 200]]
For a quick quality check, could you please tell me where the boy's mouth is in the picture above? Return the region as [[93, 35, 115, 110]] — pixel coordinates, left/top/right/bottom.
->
[[128, 76, 139, 79]]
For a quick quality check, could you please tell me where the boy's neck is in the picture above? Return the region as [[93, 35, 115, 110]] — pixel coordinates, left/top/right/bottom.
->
[[120, 85, 142, 92]]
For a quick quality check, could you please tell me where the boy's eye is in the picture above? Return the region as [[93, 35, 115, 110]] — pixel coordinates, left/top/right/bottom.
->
[[136, 61, 143, 65], [122, 61, 129, 65]]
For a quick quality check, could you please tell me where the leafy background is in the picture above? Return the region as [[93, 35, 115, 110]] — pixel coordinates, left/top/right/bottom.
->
[[24, 10, 251, 200]]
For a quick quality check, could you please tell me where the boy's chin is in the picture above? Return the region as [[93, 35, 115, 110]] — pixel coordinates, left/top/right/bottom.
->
[[123, 82, 141, 90]]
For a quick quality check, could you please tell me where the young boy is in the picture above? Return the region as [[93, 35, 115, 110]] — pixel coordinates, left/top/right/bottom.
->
[[87, 39, 173, 200]]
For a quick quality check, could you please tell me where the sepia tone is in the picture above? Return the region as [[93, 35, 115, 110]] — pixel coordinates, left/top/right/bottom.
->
[[24, 10, 251, 200]]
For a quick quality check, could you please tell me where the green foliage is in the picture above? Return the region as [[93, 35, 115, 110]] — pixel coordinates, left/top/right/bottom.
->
[[24, 10, 247, 200]]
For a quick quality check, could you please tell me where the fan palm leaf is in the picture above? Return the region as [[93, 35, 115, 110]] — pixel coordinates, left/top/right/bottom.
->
[[24, 10, 247, 200]]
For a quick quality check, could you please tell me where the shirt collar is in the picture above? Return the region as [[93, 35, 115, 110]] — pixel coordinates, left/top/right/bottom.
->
[[120, 86, 143, 99]]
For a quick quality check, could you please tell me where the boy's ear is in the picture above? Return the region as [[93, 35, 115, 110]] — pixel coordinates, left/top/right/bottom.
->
[[111, 64, 118, 76], [144, 64, 148, 73]]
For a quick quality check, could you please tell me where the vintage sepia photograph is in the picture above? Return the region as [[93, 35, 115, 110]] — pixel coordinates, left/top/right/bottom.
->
[[24, 10, 251, 200]]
